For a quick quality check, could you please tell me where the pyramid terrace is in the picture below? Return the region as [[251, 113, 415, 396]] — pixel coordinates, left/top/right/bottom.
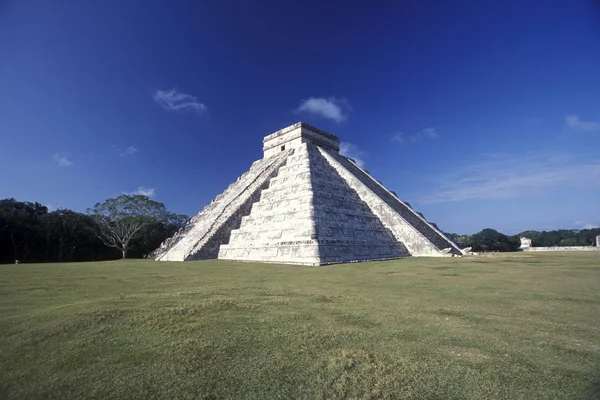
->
[[154, 122, 464, 265]]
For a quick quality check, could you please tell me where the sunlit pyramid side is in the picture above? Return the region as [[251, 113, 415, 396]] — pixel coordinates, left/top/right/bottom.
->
[[153, 122, 464, 265]]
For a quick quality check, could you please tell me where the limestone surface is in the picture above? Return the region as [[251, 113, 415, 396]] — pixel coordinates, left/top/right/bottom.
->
[[155, 122, 463, 265]]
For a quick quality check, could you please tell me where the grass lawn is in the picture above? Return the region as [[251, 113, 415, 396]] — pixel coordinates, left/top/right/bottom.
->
[[1, 253, 599, 399]]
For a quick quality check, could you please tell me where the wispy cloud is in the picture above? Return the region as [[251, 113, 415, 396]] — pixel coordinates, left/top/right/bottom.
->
[[421, 152, 600, 203], [117, 146, 139, 156], [52, 154, 73, 167], [153, 89, 207, 114], [574, 221, 599, 230], [391, 132, 405, 144], [391, 128, 439, 144], [125, 186, 156, 198], [565, 115, 600, 132], [412, 128, 439, 142], [296, 97, 350, 123], [339, 142, 367, 168]]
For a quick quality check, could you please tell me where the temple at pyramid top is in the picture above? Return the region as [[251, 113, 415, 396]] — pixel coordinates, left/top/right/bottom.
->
[[153, 122, 465, 265], [263, 122, 340, 158]]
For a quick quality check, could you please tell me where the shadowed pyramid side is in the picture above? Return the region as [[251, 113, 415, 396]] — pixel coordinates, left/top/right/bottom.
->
[[309, 146, 408, 264], [319, 148, 462, 256]]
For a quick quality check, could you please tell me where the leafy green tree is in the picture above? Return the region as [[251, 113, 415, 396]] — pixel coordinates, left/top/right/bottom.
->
[[88, 195, 173, 259], [558, 237, 578, 246], [578, 228, 600, 246], [444, 232, 472, 248], [470, 228, 520, 252], [130, 213, 188, 258], [42, 210, 97, 262], [0, 198, 47, 262], [517, 228, 600, 247], [0, 196, 186, 264]]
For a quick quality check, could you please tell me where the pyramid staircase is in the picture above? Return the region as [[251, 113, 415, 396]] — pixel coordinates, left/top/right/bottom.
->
[[155, 122, 464, 265], [154, 150, 289, 261]]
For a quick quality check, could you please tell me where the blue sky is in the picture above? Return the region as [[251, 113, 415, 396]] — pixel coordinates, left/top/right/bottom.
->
[[1, 0, 599, 234]]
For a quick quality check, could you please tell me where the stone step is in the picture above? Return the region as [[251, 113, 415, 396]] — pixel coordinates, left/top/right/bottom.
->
[[155, 150, 290, 261]]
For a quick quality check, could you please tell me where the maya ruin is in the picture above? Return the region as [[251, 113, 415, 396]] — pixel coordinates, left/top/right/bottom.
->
[[154, 122, 465, 265]]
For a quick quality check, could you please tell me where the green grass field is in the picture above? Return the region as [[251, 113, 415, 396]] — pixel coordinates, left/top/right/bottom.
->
[[1, 253, 599, 399]]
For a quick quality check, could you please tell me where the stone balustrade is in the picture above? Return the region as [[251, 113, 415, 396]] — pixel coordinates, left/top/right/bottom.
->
[[329, 151, 461, 255]]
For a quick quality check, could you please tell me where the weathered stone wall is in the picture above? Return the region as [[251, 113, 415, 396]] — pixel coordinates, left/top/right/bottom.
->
[[185, 183, 268, 260], [155, 150, 289, 261], [320, 148, 461, 256], [219, 143, 406, 265], [334, 153, 461, 254], [522, 246, 600, 252], [219, 143, 322, 264], [520, 237, 532, 249], [263, 122, 340, 158], [311, 146, 407, 263]]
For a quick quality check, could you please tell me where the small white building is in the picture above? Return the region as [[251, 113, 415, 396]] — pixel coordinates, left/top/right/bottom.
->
[[520, 237, 532, 249]]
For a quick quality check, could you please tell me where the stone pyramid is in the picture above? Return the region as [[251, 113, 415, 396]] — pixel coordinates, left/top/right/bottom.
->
[[154, 122, 464, 265]]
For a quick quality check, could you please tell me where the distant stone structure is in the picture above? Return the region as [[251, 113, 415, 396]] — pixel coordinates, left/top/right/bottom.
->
[[154, 122, 465, 265], [520, 236, 600, 252], [519, 237, 532, 249], [523, 246, 600, 252], [597, 235, 600, 247]]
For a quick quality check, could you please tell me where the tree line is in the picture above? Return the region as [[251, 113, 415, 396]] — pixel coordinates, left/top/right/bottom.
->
[[3, 195, 598, 263], [446, 227, 600, 252], [516, 229, 599, 247], [0, 195, 188, 264]]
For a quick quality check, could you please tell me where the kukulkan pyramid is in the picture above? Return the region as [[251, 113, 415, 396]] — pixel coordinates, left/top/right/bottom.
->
[[154, 122, 465, 265]]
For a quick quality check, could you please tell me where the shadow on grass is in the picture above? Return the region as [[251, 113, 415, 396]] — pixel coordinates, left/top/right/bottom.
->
[[586, 370, 600, 400]]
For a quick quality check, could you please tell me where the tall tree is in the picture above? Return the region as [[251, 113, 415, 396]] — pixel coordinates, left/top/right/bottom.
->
[[88, 195, 171, 259], [131, 212, 188, 258], [42, 210, 97, 262], [470, 228, 520, 252], [0, 198, 47, 262]]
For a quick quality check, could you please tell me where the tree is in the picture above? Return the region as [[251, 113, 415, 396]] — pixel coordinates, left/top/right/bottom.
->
[[42, 210, 97, 262], [0, 196, 186, 264], [130, 212, 188, 258], [0, 198, 47, 262], [444, 232, 472, 249], [516, 228, 600, 247], [88, 195, 172, 259], [470, 228, 520, 252]]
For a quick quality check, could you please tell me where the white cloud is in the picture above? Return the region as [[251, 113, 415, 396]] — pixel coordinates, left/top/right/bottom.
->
[[391, 132, 405, 144], [118, 146, 139, 156], [413, 127, 439, 141], [52, 154, 73, 167], [565, 115, 600, 132], [154, 89, 207, 114], [339, 142, 367, 168], [125, 186, 156, 198], [296, 97, 350, 123], [392, 128, 439, 144], [420, 152, 600, 203]]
